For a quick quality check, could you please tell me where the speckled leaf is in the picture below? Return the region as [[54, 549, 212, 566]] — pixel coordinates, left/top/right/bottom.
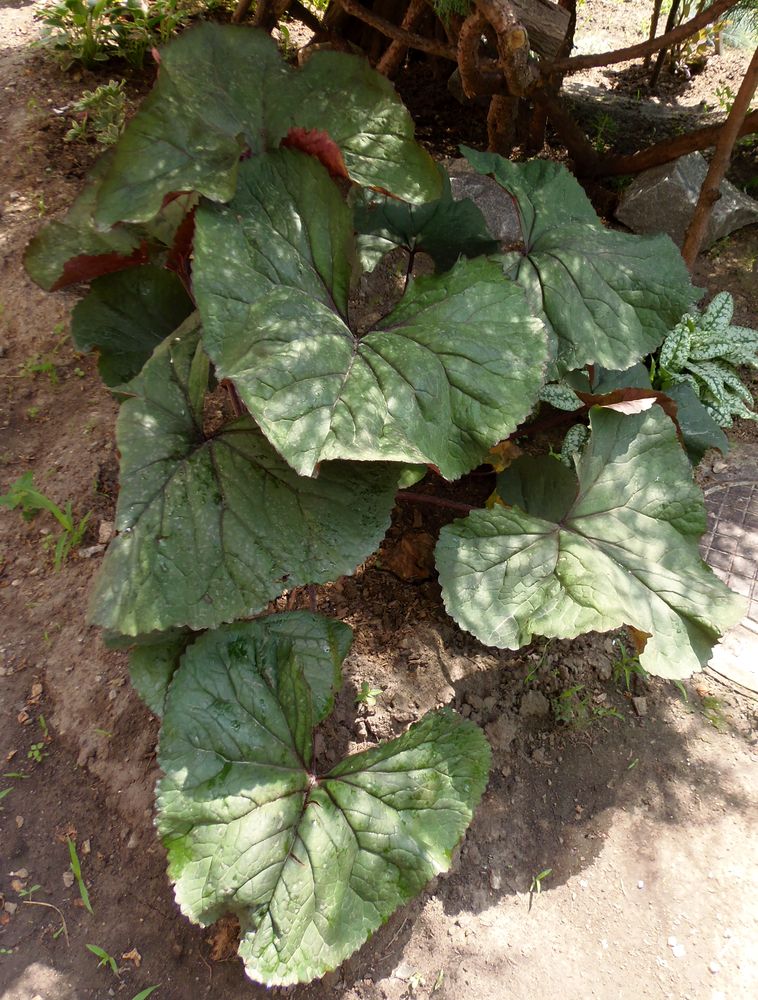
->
[[437, 407, 744, 679], [276, 49, 440, 203], [88, 322, 400, 636], [129, 613, 351, 719], [93, 24, 438, 228], [195, 151, 548, 479], [353, 164, 498, 273], [157, 623, 490, 985], [71, 265, 194, 386], [461, 149, 699, 372]]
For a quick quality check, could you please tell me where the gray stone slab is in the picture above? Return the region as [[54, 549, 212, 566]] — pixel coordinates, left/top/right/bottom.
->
[[444, 159, 523, 246], [616, 151, 758, 249], [700, 444, 758, 692]]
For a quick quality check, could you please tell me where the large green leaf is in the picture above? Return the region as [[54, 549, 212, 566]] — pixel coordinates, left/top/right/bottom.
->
[[195, 151, 548, 480], [129, 613, 352, 719], [93, 24, 438, 228], [157, 620, 490, 985], [353, 164, 499, 273], [461, 149, 699, 372], [436, 407, 744, 678], [88, 320, 401, 636], [71, 266, 194, 387]]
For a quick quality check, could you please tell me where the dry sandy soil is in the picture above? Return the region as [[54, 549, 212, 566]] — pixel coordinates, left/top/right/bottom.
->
[[1, 3, 757, 1000]]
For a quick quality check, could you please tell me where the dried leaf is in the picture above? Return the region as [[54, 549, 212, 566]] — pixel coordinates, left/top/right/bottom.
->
[[380, 531, 436, 582], [208, 915, 240, 962], [122, 947, 142, 967]]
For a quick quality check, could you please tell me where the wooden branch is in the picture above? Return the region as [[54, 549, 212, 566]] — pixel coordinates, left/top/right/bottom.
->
[[377, 0, 426, 77], [649, 0, 681, 89], [591, 108, 758, 177], [335, 0, 457, 59], [682, 45, 758, 267], [549, 0, 738, 74], [289, 0, 325, 35], [459, 11, 495, 97], [644, 0, 664, 70], [475, 0, 539, 96], [535, 90, 601, 170], [232, 0, 254, 22], [506, 0, 570, 61]]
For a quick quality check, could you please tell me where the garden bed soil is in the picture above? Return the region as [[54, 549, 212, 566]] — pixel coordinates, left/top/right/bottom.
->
[[1, 4, 757, 1000]]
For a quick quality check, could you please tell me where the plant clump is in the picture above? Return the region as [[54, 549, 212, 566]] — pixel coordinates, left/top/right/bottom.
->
[[25, 22, 749, 985]]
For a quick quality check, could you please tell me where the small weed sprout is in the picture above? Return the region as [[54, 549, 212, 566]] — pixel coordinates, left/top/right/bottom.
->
[[27, 743, 46, 764], [86, 943, 119, 975], [610, 638, 647, 692], [18, 883, 43, 900], [130, 988, 161, 1000], [0, 472, 91, 570], [528, 868, 553, 909], [355, 681, 382, 708], [68, 836, 94, 914]]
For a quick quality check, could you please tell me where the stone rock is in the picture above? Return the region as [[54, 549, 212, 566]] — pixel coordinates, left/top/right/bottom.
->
[[485, 715, 517, 750], [519, 689, 550, 718], [632, 695, 648, 717], [615, 152, 758, 250], [445, 158, 523, 245]]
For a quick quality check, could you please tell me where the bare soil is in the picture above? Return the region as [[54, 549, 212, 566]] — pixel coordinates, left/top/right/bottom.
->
[[1, 4, 757, 1000]]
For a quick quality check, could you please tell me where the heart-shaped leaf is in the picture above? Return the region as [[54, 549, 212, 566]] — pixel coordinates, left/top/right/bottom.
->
[[194, 150, 549, 480], [436, 406, 744, 678], [130, 612, 352, 719], [157, 618, 490, 985], [461, 149, 699, 373], [88, 319, 401, 636], [71, 265, 194, 387], [93, 24, 439, 228]]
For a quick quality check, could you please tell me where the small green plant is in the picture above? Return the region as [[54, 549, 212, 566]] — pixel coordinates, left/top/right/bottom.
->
[[18, 883, 43, 900], [355, 681, 382, 708], [590, 111, 618, 153], [27, 743, 46, 764], [552, 685, 622, 727], [37, 0, 200, 69], [715, 82, 737, 113], [700, 694, 728, 731], [528, 867, 552, 908], [652, 292, 758, 427], [21, 354, 58, 383], [25, 406, 42, 420], [68, 836, 94, 914], [131, 988, 161, 1000], [530, 868, 552, 894], [65, 80, 126, 147], [610, 638, 647, 692], [0, 472, 91, 571], [86, 943, 119, 975], [0, 788, 13, 808]]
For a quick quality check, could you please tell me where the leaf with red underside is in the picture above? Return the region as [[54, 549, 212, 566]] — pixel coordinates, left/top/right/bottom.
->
[[50, 243, 150, 291], [24, 156, 147, 292], [282, 127, 348, 181]]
